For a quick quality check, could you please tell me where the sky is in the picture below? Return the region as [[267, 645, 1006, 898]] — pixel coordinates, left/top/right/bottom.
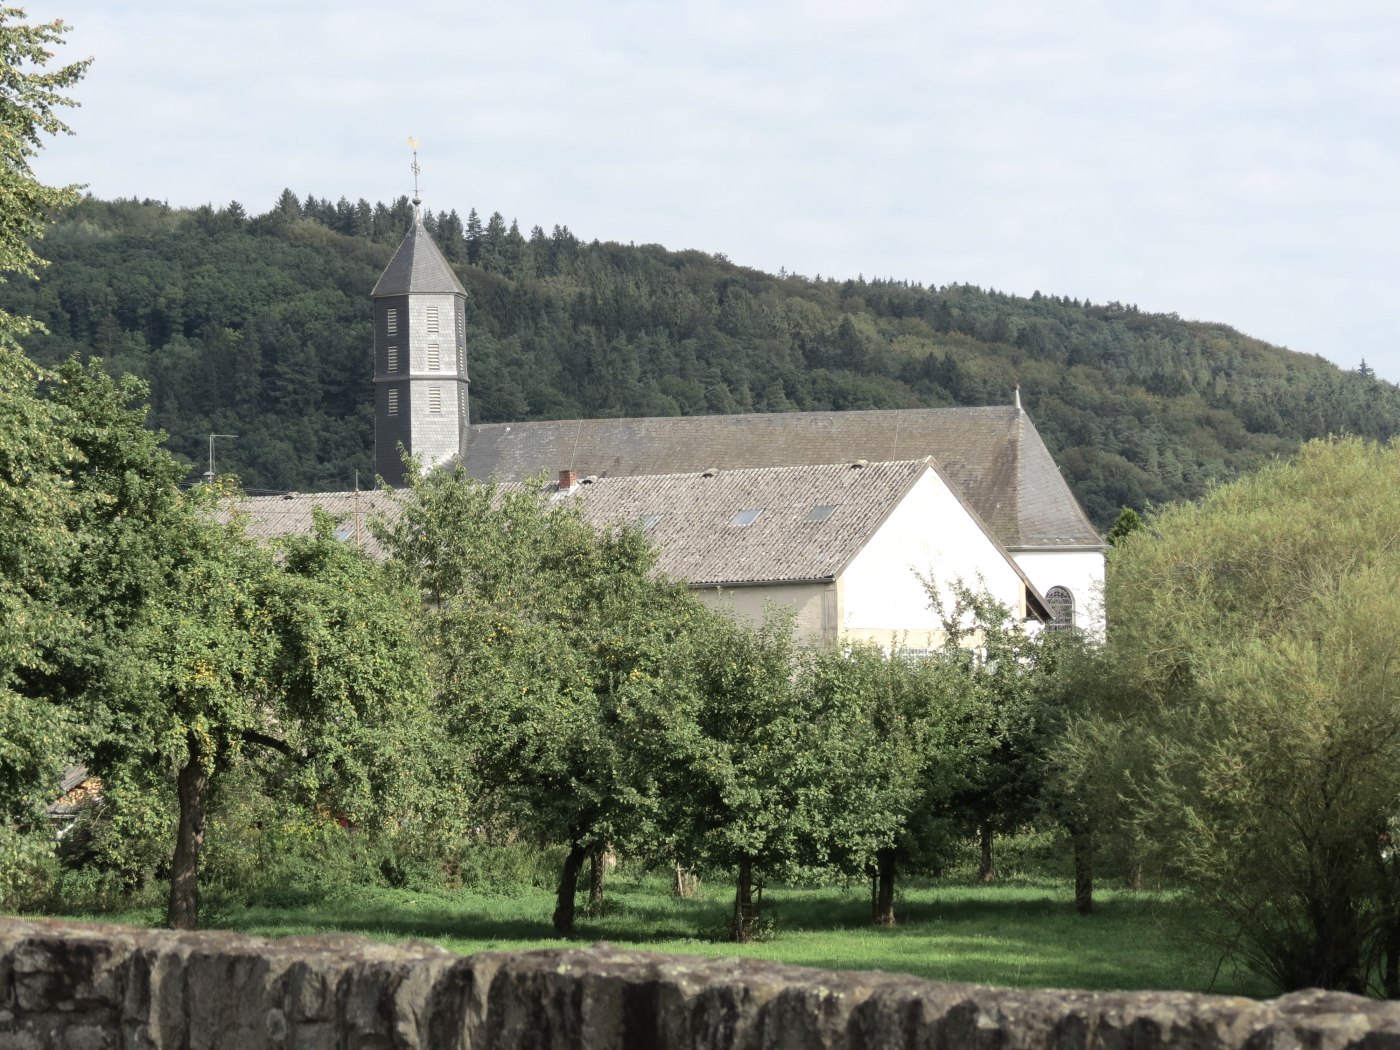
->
[[24, 0, 1400, 380]]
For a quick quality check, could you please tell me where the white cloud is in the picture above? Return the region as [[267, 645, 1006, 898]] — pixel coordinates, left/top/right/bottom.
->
[[20, 0, 1400, 379]]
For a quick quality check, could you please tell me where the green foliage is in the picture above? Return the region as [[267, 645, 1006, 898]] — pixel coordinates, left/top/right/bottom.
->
[[8, 194, 1399, 523], [0, 351, 184, 822], [0, 7, 89, 345], [66, 468, 431, 928], [1106, 506, 1144, 546], [37, 874, 1272, 997], [1084, 438, 1400, 994], [380, 466, 706, 932], [924, 582, 1050, 857], [0, 824, 57, 910]]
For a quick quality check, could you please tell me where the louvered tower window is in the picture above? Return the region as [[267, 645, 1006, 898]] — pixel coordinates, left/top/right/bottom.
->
[[427, 306, 440, 333], [387, 345, 399, 373], [387, 388, 399, 416], [428, 344, 441, 371], [386, 308, 398, 336], [429, 387, 442, 413]]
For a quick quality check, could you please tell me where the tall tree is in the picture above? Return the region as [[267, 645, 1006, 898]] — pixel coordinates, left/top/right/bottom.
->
[[381, 466, 702, 936], [101, 504, 429, 929], [0, 7, 89, 344], [1081, 438, 1400, 993]]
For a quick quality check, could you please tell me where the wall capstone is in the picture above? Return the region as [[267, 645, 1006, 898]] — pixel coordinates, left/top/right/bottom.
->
[[2, 917, 1399, 1049]]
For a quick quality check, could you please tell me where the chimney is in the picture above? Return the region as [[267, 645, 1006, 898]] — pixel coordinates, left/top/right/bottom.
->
[[558, 469, 578, 491]]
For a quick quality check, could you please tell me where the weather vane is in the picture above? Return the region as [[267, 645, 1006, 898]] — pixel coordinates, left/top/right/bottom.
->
[[408, 136, 421, 211]]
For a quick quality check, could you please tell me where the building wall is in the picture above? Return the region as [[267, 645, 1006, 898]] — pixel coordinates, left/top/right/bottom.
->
[[841, 469, 1031, 646], [694, 582, 833, 645], [374, 291, 468, 485], [1011, 548, 1106, 636], [406, 293, 466, 474]]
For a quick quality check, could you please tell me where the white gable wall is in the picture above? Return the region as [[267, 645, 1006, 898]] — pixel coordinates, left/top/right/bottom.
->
[[841, 468, 1030, 649], [1011, 549, 1106, 637]]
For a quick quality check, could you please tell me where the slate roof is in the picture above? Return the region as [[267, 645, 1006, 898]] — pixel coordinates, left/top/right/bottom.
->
[[457, 406, 1104, 549], [569, 460, 931, 586], [370, 220, 467, 298]]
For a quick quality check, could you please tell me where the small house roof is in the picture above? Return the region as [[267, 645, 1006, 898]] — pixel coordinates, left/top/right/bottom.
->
[[234, 458, 1048, 615], [568, 459, 933, 587], [237, 490, 394, 559]]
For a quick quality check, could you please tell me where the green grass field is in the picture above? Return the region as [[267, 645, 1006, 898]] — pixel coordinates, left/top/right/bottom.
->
[[48, 874, 1275, 998]]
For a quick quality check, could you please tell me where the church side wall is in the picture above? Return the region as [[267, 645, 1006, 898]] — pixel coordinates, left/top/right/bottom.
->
[[841, 470, 1028, 646], [1012, 548, 1106, 636]]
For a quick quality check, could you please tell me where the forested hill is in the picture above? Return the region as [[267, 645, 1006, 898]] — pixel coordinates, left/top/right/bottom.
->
[[6, 193, 1397, 527]]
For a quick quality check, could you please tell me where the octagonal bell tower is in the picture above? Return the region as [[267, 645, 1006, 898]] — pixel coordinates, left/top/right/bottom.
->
[[371, 210, 469, 487]]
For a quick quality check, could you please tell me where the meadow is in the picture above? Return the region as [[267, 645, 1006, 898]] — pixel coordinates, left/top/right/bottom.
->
[[51, 872, 1274, 999]]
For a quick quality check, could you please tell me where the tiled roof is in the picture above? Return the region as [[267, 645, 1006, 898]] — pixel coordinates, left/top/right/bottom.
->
[[370, 221, 467, 297], [569, 460, 932, 586], [234, 460, 959, 588], [237, 490, 396, 559], [457, 407, 1104, 549]]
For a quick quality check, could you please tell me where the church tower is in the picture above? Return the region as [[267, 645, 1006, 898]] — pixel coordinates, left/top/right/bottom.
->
[[371, 215, 469, 487]]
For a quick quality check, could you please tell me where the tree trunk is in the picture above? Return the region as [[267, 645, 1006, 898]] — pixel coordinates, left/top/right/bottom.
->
[[167, 747, 209, 930], [552, 843, 588, 937], [731, 857, 757, 942], [1125, 832, 1144, 891], [873, 848, 897, 926], [978, 822, 996, 883], [587, 844, 606, 916], [1070, 820, 1094, 915], [672, 862, 699, 898], [1383, 912, 1400, 999]]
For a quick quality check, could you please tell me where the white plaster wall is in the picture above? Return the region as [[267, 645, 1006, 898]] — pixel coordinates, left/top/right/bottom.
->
[[842, 469, 1030, 642], [1012, 548, 1106, 637], [695, 583, 829, 645]]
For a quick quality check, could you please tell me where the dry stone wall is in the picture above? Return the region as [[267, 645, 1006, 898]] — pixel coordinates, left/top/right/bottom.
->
[[3, 917, 1399, 1049]]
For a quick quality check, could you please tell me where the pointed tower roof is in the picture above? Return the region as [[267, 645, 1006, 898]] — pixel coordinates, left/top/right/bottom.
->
[[371, 220, 466, 298]]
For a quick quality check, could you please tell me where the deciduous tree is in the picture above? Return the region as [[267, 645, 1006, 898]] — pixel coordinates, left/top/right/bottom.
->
[[0, 6, 89, 344], [381, 466, 703, 936], [1084, 438, 1400, 993]]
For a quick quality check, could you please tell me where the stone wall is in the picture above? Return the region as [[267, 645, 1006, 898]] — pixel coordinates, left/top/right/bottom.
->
[[2, 917, 1398, 1049]]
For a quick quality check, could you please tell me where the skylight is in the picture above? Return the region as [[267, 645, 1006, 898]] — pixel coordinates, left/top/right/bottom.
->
[[805, 505, 837, 522], [728, 509, 763, 527], [637, 513, 663, 531]]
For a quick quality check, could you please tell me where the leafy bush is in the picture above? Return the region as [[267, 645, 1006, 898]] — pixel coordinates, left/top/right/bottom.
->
[[0, 825, 58, 911]]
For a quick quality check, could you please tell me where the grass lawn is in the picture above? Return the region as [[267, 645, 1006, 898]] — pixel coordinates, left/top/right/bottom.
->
[[45, 874, 1275, 998]]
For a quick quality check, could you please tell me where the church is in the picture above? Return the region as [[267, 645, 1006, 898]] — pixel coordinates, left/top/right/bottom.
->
[[250, 214, 1106, 643]]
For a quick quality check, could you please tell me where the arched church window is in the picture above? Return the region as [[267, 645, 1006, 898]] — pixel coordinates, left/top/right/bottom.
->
[[1045, 586, 1075, 632]]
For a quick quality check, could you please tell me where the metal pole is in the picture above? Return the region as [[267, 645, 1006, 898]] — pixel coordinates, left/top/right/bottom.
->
[[208, 434, 237, 480]]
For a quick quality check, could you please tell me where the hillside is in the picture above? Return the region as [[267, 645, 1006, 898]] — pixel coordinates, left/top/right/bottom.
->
[[7, 193, 1397, 527]]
